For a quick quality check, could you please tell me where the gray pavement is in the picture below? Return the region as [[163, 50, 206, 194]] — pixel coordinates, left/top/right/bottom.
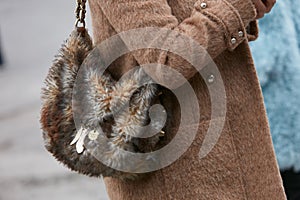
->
[[0, 0, 109, 199]]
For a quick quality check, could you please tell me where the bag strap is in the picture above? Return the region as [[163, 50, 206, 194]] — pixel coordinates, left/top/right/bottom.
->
[[75, 0, 87, 28]]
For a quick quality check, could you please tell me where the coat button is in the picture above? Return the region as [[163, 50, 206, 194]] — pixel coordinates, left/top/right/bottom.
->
[[231, 37, 237, 44], [200, 2, 207, 9], [238, 31, 244, 37], [207, 74, 215, 83]]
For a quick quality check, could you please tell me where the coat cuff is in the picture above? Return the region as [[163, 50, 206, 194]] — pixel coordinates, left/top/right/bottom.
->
[[194, 0, 257, 51]]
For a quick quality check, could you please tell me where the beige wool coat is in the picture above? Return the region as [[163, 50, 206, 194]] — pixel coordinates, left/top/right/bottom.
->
[[88, 0, 286, 199]]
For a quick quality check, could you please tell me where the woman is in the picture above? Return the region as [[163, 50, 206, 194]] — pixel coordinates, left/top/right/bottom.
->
[[88, 0, 285, 199], [251, 0, 300, 199]]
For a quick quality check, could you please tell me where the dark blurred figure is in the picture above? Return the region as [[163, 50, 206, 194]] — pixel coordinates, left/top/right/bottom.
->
[[281, 169, 300, 200], [0, 32, 3, 67], [0, 45, 3, 67]]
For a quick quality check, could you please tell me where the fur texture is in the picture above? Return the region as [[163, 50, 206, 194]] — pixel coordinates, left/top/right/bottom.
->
[[250, 0, 300, 172], [40, 27, 163, 180]]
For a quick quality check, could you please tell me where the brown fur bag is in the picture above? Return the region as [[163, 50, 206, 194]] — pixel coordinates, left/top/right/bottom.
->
[[40, 0, 164, 180]]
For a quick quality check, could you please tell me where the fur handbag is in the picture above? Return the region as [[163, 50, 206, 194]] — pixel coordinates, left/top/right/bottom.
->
[[40, 0, 165, 180]]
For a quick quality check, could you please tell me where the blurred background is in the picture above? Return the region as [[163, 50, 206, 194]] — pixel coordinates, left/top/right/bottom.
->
[[0, 0, 109, 199]]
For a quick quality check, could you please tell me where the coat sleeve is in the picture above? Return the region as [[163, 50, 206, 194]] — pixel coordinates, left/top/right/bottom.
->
[[91, 0, 257, 88]]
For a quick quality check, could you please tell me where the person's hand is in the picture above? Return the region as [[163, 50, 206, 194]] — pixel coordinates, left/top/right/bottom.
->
[[252, 0, 276, 19]]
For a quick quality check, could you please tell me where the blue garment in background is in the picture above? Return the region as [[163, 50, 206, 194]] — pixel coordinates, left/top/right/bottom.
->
[[250, 0, 300, 171]]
